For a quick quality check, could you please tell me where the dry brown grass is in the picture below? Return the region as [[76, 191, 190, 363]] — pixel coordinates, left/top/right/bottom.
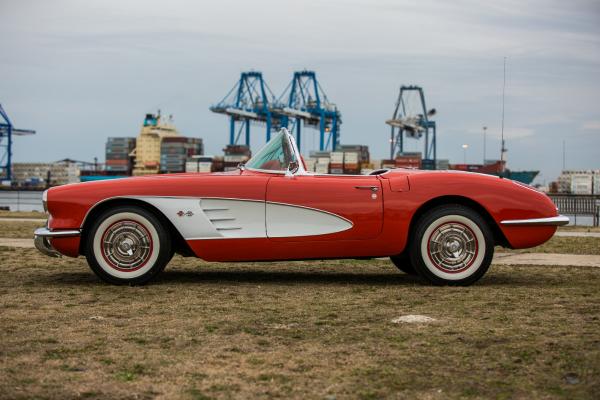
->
[[0, 210, 46, 219], [500, 237, 600, 255], [559, 226, 600, 233], [1, 247, 599, 399], [0, 221, 44, 239]]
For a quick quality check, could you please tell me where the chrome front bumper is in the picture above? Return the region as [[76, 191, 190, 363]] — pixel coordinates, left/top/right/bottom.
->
[[500, 215, 570, 226], [34, 227, 81, 258]]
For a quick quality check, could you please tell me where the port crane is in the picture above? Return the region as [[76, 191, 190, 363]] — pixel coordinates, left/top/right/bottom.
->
[[0, 103, 36, 181], [386, 85, 437, 168], [210, 71, 280, 146], [275, 70, 341, 152]]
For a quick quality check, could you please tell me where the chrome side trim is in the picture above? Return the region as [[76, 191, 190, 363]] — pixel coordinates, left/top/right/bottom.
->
[[34, 227, 81, 237], [500, 215, 569, 226]]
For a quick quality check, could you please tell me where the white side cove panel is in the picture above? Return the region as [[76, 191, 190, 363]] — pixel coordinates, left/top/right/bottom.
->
[[129, 197, 352, 240], [132, 197, 266, 240], [266, 202, 353, 238], [199, 198, 266, 239]]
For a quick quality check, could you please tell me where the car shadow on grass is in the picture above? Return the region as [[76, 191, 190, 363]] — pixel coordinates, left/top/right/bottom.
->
[[40, 267, 545, 288]]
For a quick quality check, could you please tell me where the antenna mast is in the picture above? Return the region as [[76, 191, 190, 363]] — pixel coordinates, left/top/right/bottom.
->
[[500, 57, 507, 172]]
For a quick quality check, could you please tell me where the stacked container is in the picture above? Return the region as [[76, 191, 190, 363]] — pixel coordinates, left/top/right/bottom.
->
[[435, 159, 450, 170], [340, 145, 369, 173], [223, 145, 251, 171], [186, 156, 214, 173], [381, 159, 396, 169], [304, 158, 317, 172], [105, 137, 136, 175], [329, 151, 344, 174], [395, 152, 422, 169], [160, 137, 204, 173], [310, 150, 330, 174]]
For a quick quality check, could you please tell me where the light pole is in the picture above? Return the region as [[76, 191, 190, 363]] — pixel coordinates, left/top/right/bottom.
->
[[462, 144, 469, 164], [483, 126, 487, 164]]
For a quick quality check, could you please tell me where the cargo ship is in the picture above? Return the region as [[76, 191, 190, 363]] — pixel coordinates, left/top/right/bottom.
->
[[449, 161, 539, 185], [386, 147, 539, 185]]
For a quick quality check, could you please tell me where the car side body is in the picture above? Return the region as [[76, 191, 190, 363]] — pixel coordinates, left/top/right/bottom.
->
[[35, 130, 567, 285]]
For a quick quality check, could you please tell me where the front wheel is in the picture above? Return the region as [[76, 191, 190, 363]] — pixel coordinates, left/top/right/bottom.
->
[[84, 206, 172, 285], [409, 205, 494, 286]]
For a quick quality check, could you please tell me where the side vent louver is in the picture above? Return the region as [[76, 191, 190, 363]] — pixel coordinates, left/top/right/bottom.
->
[[200, 201, 242, 232]]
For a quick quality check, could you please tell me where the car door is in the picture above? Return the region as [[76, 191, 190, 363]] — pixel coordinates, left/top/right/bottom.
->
[[265, 174, 383, 241]]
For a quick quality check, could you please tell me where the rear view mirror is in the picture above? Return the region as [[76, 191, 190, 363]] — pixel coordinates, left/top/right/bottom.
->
[[286, 161, 299, 177]]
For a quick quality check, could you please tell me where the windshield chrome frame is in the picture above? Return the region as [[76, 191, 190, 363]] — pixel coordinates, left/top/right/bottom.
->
[[244, 128, 309, 176]]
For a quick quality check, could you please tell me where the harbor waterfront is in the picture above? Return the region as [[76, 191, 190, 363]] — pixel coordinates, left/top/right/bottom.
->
[[0, 190, 43, 212]]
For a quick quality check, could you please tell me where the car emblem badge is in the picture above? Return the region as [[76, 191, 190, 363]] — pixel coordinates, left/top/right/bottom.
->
[[177, 211, 194, 217]]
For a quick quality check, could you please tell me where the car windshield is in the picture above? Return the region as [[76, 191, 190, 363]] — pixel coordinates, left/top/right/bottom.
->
[[245, 131, 297, 172]]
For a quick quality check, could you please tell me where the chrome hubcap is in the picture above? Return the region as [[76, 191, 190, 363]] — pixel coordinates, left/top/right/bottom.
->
[[428, 222, 477, 272], [101, 220, 152, 270]]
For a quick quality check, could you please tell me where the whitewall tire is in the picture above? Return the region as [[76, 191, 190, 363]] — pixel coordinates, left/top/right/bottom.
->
[[85, 206, 172, 285], [409, 205, 494, 286]]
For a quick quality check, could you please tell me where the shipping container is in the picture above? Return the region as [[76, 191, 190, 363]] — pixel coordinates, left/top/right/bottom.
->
[[421, 159, 435, 170], [435, 159, 450, 170], [343, 152, 359, 164], [315, 164, 329, 174], [330, 152, 344, 164]]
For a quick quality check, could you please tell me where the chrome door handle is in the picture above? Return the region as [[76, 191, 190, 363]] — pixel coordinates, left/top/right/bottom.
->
[[354, 185, 379, 192]]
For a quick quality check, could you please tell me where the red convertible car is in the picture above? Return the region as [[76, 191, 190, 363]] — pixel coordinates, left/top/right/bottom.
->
[[34, 129, 567, 286]]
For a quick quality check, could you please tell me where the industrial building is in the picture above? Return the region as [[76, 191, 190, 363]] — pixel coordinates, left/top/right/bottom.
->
[[554, 170, 600, 195]]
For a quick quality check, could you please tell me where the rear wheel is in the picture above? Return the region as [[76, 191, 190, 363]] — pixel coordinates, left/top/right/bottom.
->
[[390, 252, 416, 275], [85, 206, 172, 285], [409, 205, 494, 286]]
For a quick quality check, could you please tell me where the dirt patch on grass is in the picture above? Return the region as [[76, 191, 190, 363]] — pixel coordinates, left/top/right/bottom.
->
[[1, 248, 599, 399]]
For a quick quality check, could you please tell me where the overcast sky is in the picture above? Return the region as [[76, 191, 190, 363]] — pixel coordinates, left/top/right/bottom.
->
[[1, 0, 599, 183]]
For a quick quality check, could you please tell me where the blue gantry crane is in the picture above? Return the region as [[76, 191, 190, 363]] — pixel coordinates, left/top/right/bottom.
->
[[211, 70, 341, 153], [276, 70, 341, 152], [386, 85, 437, 168], [210, 71, 280, 146], [0, 104, 35, 181]]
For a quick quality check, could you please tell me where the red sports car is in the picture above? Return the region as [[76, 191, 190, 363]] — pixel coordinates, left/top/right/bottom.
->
[[34, 129, 567, 286]]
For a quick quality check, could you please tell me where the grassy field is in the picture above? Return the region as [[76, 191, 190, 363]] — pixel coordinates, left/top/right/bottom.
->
[[1, 247, 599, 399], [500, 236, 600, 255]]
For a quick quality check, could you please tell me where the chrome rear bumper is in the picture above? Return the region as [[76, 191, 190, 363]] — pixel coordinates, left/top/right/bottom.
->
[[33, 227, 81, 258], [500, 215, 570, 226]]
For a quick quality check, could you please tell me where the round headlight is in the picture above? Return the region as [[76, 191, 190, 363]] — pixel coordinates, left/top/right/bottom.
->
[[42, 189, 48, 213]]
